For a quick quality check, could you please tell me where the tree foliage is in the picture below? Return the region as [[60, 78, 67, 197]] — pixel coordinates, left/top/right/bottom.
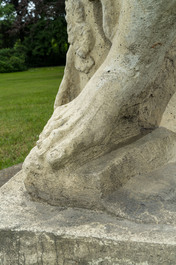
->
[[0, 46, 27, 73], [0, 2, 16, 48], [23, 15, 67, 67], [0, 0, 67, 71], [8, 0, 65, 37]]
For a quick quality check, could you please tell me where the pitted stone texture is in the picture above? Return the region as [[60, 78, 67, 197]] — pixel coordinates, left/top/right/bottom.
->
[[54, 0, 111, 107], [103, 162, 176, 225], [24, 127, 176, 211], [1, 172, 176, 264], [24, 0, 176, 209], [161, 92, 176, 133]]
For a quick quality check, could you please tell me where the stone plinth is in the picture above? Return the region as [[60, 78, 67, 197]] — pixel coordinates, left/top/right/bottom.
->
[[0, 171, 176, 265]]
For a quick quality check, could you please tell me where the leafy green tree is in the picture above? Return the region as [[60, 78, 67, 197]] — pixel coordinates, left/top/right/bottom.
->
[[0, 0, 67, 69], [0, 2, 16, 48], [0, 43, 27, 73], [23, 15, 67, 67]]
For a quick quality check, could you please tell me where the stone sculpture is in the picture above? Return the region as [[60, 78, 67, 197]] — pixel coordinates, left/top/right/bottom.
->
[[23, 0, 176, 221], [54, 0, 111, 106]]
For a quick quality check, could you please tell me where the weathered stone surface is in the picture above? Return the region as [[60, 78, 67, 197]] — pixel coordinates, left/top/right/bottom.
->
[[103, 162, 176, 225], [1, 171, 176, 264], [2, 1, 176, 263], [161, 92, 176, 133], [23, 0, 176, 210], [54, 0, 111, 107], [23, 127, 176, 211]]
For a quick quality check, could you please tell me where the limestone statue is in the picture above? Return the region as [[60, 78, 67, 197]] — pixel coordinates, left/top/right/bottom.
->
[[23, 0, 176, 218]]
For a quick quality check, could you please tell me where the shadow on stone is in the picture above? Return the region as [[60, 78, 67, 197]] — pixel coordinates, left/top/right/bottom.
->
[[0, 163, 23, 188]]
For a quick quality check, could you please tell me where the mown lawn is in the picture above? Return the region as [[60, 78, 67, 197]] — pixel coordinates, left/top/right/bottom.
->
[[0, 66, 64, 169]]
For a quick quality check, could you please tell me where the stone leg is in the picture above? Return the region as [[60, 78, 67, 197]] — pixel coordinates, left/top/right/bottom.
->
[[23, 0, 176, 209]]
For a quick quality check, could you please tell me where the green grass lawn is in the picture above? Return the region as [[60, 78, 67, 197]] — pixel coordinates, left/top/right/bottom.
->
[[0, 66, 64, 169]]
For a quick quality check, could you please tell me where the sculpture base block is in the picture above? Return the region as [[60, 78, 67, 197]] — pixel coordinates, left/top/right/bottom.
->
[[0, 171, 176, 265]]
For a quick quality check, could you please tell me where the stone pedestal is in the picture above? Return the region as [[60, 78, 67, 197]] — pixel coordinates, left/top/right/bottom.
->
[[0, 171, 176, 265]]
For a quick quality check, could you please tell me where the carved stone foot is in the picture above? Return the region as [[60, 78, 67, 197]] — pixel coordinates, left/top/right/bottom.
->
[[24, 127, 176, 210], [23, 0, 176, 212]]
